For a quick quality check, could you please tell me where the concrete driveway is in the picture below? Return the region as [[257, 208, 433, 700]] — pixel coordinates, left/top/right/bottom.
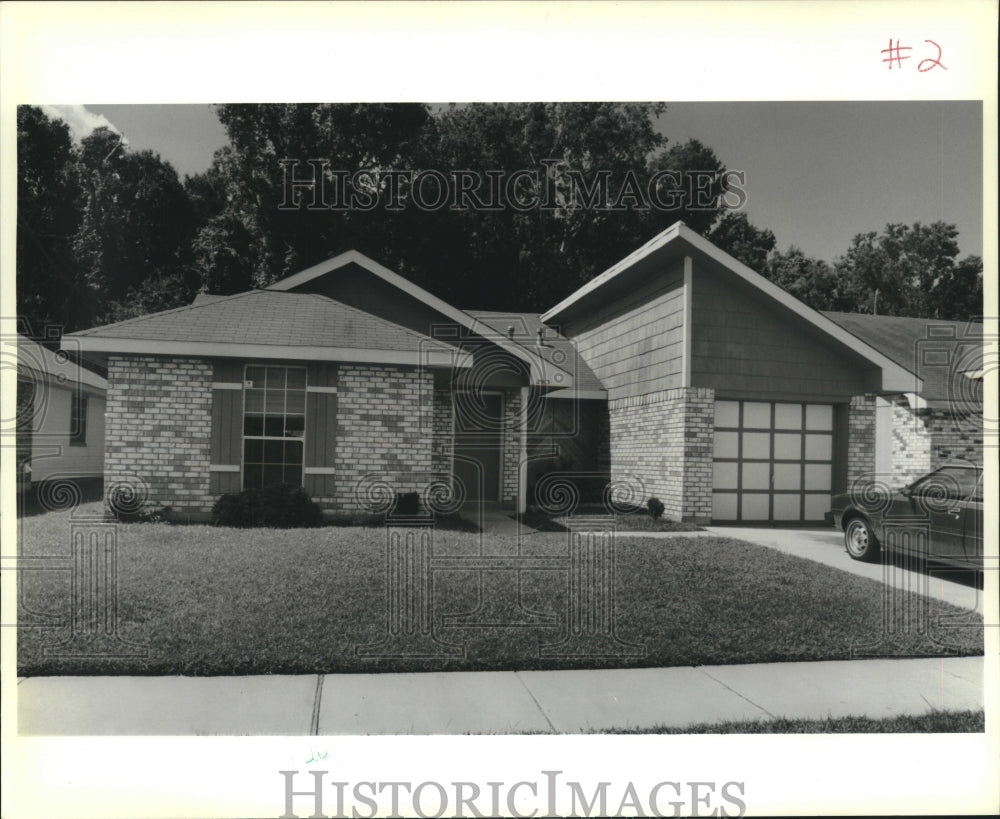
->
[[705, 525, 983, 611]]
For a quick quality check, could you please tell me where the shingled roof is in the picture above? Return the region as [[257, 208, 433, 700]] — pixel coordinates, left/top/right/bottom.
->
[[465, 310, 605, 395], [822, 311, 983, 408], [65, 290, 458, 366]]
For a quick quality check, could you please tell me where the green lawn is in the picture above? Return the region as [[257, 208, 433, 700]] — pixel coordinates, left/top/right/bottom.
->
[[598, 709, 986, 734], [17, 503, 983, 676]]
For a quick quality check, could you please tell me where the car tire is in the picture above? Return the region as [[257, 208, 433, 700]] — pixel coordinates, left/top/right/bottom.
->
[[844, 516, 881, 562]]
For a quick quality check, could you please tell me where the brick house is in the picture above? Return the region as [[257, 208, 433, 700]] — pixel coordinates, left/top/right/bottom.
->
[[63, 221, 980, 524], [821, 312, 984, 487]]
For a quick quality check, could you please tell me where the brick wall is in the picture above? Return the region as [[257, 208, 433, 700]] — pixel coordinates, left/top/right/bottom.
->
[[607, 386, 714, 522], [334, 364, 435, 511], [500, 389, 523, 507], [891, 398, 982, 485], [105, 356, 213, 514], [847, 394, 876, 487], [431, 386, 454, 479]]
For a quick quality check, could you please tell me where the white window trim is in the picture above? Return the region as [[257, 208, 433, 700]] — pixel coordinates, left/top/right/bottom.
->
[[241, 364, 308, 490]]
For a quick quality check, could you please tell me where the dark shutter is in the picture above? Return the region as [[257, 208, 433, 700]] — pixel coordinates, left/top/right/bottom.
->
[[303, 363, 338, 500], [209, 360, 244, 494]]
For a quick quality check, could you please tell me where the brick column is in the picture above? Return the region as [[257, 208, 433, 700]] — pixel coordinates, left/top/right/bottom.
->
[[500, 389, 522, 507], [847, 394, 877, 486]]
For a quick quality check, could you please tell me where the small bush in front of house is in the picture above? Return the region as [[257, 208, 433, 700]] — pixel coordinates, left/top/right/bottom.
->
[[212, 484, 324, 528], [393, 491, 422, 516], [107, 485, 171, 523], [647, 497, 665, 520]]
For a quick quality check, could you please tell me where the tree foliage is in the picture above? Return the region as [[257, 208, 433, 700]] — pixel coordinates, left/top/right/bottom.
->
[[15, 104, 983, 339]]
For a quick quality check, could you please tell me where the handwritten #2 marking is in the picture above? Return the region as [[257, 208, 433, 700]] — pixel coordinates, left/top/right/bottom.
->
[[882, 38, 947, 71]]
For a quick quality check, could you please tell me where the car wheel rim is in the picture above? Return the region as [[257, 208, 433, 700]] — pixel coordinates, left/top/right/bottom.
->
[[848, 523, 867, 554]]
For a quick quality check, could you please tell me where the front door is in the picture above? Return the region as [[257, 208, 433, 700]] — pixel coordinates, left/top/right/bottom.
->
[[453, 392, 503, 502]]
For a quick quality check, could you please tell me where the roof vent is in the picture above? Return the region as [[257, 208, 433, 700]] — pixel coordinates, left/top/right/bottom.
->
[[507, 325, 515, 339]]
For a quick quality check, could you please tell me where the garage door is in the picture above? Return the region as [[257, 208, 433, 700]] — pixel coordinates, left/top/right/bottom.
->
[[712, 400, 834, 523]]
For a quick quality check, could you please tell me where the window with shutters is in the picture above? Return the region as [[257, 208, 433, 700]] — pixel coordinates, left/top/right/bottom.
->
[[242, 365, 306, 489]]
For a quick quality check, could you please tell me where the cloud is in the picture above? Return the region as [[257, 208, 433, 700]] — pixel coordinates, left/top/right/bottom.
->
[[40, 105, 129, 145]]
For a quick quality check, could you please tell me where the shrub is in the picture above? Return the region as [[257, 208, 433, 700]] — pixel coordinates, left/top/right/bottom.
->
[[107, 485, 170, 523], [647, 497, 665, 520], [393, 491, 422, 516], [212, 484, 324, 528]]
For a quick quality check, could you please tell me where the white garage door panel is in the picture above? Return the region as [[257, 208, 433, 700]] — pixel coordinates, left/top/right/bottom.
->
[[712, 399, 835, 523]]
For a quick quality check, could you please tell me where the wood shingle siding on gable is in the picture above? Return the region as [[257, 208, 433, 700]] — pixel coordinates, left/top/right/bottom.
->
[[561, 259, 686, 399], [690, 258, 878, 400]]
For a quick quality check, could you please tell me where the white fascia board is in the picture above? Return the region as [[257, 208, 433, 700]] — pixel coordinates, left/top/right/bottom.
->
[[267, 249, 569, 386], [541, 221, 684, 322], [61, 337, 469, 369], [543, 388, 608, 400], [541, 221, 919, 394]]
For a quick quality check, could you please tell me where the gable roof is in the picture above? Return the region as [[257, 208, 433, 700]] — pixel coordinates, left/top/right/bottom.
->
[[266, 249, 572, 388], [541, 221, 920, 394], [15, 335, 107, 393], [63, 290, 462, 368], [822, 311, 983, 408], [465, 311, 606, 396]]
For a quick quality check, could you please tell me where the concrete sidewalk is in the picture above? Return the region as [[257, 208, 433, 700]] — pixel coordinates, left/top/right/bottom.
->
[[17, 655, 983, 735]]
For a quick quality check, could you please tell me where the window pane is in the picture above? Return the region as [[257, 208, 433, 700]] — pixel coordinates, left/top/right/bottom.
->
[[773, 433, 802, 460], [245, 389, 265, 413], [773, 463, 801, 490], [244, 439, 263, 462], [805, 464, 832, 491], [714, 400, 739, 428], [774, 403, 802, 429], [286, 391, 305, 415], [742, 432, 770, 459], [773, 494, 801, 520], [265, 390, 285, 413], [245, 367, 266, 387], [263, 440, 284, 462], [287, 368, 306, 389], [243, 464, 261, 489], [805, 404, 833, 430], [804, 494, 831, 520], [805, 434, 832, 461], [741, 462, 770, 490], [713, 431, 738, 459], [266, 367, 287, 389], [712, 493, 738, 520], [284, 440, 303, 463], [741, 493, 770, 520], [263, 415, 284, 436], [244, 415, 263, 436], [914, 467, 980, 500], [713, 462, 738, 490], [261, 465, 284, 487], [285, 415, 305, 437], [743, 402, 771, 429], [283, 465, 302, 487]]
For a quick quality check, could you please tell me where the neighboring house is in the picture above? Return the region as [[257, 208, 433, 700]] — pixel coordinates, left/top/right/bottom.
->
[[15, 335, 107, 495], [821, 312, 983, 487], [62, 221, 983, 524]]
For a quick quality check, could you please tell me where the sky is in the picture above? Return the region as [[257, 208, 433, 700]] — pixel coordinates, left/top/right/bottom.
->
[[57, 101, 985, 264]]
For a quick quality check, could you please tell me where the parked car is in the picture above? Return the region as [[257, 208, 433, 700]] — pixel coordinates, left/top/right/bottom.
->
[[826, 463, 983, 570]]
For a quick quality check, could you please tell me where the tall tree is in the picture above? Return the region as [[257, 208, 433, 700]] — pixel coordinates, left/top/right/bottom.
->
[[73, 128, 199, 322], [763, 246, 846, 312], [833, 222, 982, 320], [15, 106, 89, 334], [708, 211, 776, 273]]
